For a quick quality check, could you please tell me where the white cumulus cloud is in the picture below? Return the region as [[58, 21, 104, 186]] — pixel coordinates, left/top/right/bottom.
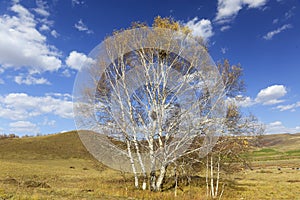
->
[[0, 1, 62, 74], [227, 85, 288, 108], [185, 17, 214, 41], [215, 0, 268, 23], [0, 93, 73, 120], [255, 85, 287, 105], [66, 51, 95, 71]]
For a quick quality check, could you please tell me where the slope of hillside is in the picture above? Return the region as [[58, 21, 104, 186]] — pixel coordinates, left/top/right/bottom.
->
[[259, 133, 300, 150], [247, 133, 300, 163], [1, 131, 300, 161], [0, 131, 93, 160]]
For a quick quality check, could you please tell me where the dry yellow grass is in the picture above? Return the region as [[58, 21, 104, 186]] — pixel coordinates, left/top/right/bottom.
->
[[0, 131, 299, 199]]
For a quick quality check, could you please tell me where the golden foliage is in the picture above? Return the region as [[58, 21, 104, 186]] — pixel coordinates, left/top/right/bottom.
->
[[218, 59, 245, 97], [226, 103, 241, 123], [153, 16, 180, 31], [153, 16, 191, 35], [128, 16, 192, 35]]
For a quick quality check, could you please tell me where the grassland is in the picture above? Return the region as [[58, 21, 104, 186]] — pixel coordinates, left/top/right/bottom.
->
[[0, 132, 300, 199]]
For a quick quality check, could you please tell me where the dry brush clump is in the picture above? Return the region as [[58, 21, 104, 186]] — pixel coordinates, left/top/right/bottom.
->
[[0, 133, 19, 139]]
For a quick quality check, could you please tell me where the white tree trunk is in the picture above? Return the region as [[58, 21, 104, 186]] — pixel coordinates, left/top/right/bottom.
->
[[149, 135, 157, 191], [207, 154, 222, 199], [133, 138, 147, 190], [174, 167, 178, 197], [156, 164, 167, 191], [215, 155, 221, 197], [210, 155, 215, 197], [206, 154, 209, 197], [126, 140, 139, 188]]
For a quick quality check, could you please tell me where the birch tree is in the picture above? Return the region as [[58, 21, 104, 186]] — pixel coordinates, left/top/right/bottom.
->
[[204, 60, 265, 199], [73, 18, 226, 191]]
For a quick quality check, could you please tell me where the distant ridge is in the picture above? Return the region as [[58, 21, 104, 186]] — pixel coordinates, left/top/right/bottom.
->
[[259, 132, 300, 150]]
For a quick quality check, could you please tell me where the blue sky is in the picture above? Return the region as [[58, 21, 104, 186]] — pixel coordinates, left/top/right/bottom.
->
[[0, 0, 299, 136]]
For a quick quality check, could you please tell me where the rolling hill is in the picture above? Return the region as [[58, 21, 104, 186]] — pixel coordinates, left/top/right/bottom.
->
[[259, 132, 300, 150], [0, 131, 93, 160], [1, 131, 300, 161]]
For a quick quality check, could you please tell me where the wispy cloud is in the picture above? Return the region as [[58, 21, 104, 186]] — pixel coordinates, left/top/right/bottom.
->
[[74, 19, 93, 34], [72, 0, 85, 7], [34, 0, 50, 17], [272, 18, 279, 24], [14, 74, 51, 85], [221, 47, 228, 54], [41, 117, 56, 126], [51, 30, 59, 38], [266, 121, 300, 134], [9, 121, 40, 134], [284, 6, 296, 20], [220, 25, 230, 31], [276, 101, 300, 112], [263, 24, 292, 40], [34, 0, 57, 36]]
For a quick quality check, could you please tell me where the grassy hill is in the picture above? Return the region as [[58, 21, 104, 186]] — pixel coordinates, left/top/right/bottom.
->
[[0, 131, 93, 160], [247, 133, 300, 164], [259, 132, 300, 150], [1, 131, 300, 161], [0, 131, 300, 199]]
